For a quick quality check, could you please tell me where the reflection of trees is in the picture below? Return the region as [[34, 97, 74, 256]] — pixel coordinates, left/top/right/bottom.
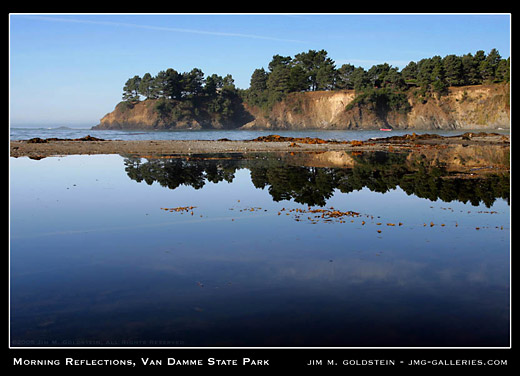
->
[[335, 151, 409, 194], [252, 166, 336, 206], [123, 154, 509, 208], [124, 157, 238, 190]]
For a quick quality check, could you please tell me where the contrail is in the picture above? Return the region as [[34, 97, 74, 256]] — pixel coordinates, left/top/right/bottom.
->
[[19, 15, 306, 43]]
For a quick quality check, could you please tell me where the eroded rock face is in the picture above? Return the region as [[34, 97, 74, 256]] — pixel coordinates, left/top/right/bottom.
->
[[94, 84, 509, 131], [93, 96, 254, 131], [243, 84, 510, 130], [93, 84, 509, 131]]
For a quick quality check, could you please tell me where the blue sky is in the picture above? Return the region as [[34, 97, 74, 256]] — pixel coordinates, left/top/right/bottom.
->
[[9, 13, 511, 127]]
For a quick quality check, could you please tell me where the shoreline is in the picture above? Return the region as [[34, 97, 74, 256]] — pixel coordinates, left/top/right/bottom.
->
[[10, 132, 510, 159]]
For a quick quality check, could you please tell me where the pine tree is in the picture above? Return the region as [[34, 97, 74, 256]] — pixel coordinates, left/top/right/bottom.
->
[[431, 56, 448, 97], [336, 64, 356, 90], [480, 48, 502, 82], [122, 75, 141, 102], [443, 55, 464, 86], [266, 64, 291, 103], [495, 57, 510, 82], [461, 53, 481, 85], [250, 68, 268, 92], [181, 68, 204, 98], [164, 68, 183, 100], [401, 61, 418, 83], [138, 73, 156, 99]]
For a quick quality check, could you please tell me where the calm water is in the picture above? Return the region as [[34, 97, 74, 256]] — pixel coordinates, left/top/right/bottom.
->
[[9, 153, 510, 347], [9, 126, 510, 142]]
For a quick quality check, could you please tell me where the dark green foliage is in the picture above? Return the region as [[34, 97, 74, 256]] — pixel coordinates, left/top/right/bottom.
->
[[294, 49, 336, 91], [244, 68, 270, 109], [122, 75, 141, 102], [443, 55, 464, 86], [122, 48, 509, 118], [123, 154, 509, 208], [116, 100, 135, 113], [495, 57, 510, 83], [336, 63, 356, 89], [345, 88, 411, 114], [121, 67, 242, 123], [243, 49, 338, 110], [163, 68, 183, 99], [153, 97, 176, 119], [138, 73, 156, 99], [181, 68, 204, 98], [240, 48, 509, 111]]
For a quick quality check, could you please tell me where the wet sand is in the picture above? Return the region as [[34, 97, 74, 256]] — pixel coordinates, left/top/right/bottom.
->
[[9, 132, 510, 160]]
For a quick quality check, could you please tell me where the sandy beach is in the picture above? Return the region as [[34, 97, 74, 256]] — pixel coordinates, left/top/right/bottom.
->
[[9, 132, 510, 159]]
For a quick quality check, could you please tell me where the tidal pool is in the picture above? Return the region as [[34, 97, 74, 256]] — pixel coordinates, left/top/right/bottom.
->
[[9, 153, 510, 347]]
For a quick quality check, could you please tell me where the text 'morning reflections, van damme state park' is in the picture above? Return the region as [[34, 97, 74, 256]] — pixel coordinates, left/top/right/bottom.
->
[[10, 151, 509, 347]]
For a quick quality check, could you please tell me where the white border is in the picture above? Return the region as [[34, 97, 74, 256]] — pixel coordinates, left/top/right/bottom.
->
[[8, 12, 512, 352]]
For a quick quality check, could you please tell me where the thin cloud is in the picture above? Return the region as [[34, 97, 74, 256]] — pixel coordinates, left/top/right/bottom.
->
[[19, 15, 306, 43]]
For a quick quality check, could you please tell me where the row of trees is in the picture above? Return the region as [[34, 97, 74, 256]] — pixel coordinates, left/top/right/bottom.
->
[[245, 50, 337, 108], [243, 48, 510, 109], [121, 48, 509, 114], [121, 68, 242, 120], [122, 68, 238, 102], [123, 154, 509, 208], [399, 48, 510, 97]]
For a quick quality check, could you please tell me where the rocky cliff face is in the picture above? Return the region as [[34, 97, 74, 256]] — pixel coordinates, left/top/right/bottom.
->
[[96, 101, 163, 130], [242, 84, 510, 130], [94, 84, 509, 130], [405, 84, 510, 130], [93, 98, 253, 130]]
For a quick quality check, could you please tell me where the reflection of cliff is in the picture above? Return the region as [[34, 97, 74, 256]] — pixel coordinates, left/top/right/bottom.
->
[[123, 152, 509, 207], [283, 143, 509, 173]]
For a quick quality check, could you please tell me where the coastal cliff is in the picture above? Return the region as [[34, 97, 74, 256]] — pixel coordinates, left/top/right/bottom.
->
[[241, 84, 510, 130], [93, 83, 509, 131], [93, 96, 253, 130]]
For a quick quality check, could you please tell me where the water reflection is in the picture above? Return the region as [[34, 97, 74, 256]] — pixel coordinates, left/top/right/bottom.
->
[[10, 153, 510, 347], [123, 151, 509, 207]]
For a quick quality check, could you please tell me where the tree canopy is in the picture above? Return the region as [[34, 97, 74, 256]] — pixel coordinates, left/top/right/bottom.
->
[[121, 48, 509, 114], [121, 67, 243, 121], [241, 48, 509, 110]]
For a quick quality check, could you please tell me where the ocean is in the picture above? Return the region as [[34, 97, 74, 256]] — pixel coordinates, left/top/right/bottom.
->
[[9, 126, 510, 142]]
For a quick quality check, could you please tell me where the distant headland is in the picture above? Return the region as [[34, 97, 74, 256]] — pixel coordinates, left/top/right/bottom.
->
[[93, 48, 510, 131]]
